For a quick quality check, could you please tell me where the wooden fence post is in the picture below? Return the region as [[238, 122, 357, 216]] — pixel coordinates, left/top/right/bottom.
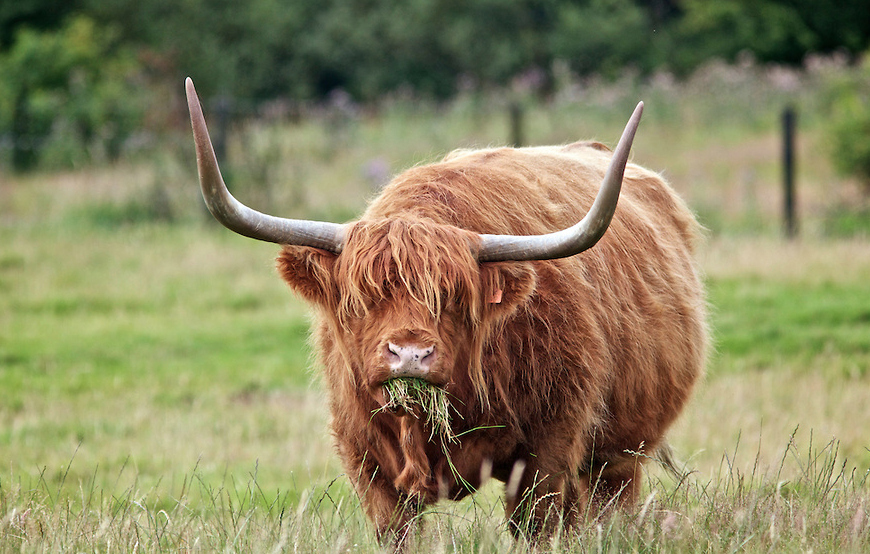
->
[[782, 106, 798, 239]]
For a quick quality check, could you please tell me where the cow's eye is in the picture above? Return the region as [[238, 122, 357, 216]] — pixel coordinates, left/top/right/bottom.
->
[[443, 294, 464, 313]]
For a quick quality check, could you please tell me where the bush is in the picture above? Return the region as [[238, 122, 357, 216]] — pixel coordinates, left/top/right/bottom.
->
[[826, 59, 870, 192], [0, 16, 148, 171]]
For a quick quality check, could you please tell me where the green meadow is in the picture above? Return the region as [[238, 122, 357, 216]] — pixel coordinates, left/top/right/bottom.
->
[[2, 64, 869, 551]]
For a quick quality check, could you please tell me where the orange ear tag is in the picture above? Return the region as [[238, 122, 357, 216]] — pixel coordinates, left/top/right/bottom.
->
[[490, 289, 503, 304]]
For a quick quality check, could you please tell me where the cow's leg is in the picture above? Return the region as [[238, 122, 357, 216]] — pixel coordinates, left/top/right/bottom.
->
[[503, 460, 587, 539], [585, 457, 643, 516], [357, 476, 418, 543], [342, 447, 422, 549]]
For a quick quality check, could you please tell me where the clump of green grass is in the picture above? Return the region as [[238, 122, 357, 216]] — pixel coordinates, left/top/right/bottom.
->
[[381, 378, 457, 444]]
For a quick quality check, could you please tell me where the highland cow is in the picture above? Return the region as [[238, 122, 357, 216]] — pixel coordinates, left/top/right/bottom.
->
[[185, 78, 707, 544]]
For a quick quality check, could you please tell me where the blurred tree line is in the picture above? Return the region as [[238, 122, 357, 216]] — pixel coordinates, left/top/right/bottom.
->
[[1, 0, 869, 171]]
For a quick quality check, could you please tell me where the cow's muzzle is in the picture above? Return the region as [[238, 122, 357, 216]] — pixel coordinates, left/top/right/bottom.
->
[[384, 342, 436, 378]]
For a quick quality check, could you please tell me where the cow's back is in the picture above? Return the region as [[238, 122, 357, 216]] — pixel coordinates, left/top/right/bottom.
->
[[367, 142, 698, 248]]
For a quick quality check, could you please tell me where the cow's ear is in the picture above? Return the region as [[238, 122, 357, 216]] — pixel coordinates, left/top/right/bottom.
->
[[276, 246, 339, 308], [479, 262, 536, 320]]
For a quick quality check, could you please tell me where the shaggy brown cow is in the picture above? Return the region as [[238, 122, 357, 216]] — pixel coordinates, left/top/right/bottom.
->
[[185, 78, 707, 544]]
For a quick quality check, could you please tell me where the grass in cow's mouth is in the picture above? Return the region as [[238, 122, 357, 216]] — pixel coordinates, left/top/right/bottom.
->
[[380, 377, 457, 444]]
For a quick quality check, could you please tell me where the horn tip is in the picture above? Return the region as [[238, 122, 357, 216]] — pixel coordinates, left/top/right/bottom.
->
[[185, 79, 203, 122], [185, 77, 197, 100]]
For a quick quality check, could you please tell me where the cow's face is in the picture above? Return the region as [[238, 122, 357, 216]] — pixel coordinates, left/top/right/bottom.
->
[[277, 219, 536, 404], [339, 279, 466, 392]]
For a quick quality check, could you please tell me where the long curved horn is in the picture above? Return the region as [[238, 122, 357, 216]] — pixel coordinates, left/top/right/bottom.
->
[[186, 78, 346, 252], [477, 101, 643, 262]]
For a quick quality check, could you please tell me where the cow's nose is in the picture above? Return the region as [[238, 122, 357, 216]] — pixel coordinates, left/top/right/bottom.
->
[[385, 342, 436, 377]]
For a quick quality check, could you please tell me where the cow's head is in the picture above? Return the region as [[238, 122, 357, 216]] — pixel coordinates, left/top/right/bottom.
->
[[184, 77, 642, 405], [274, 217, 538, 406]]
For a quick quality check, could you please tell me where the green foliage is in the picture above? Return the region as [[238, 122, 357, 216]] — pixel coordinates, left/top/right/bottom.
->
[[671, 0, 870, 75], [437, 0, 554, 89], [550, 0, 651, 77], [0, 16, 147, 171], [825, 60, 870, 192], [671, 0, 814, 73]]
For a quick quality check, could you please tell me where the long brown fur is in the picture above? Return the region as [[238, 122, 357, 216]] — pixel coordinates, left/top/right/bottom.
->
[[276, 140, 708, 543]]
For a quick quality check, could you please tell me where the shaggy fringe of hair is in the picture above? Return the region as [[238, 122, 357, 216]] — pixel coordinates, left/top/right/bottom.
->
[[335, 218, 482, 323]]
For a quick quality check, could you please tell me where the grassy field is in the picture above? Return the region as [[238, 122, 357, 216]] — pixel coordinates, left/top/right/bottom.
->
[[2, 62, 870, 551]]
